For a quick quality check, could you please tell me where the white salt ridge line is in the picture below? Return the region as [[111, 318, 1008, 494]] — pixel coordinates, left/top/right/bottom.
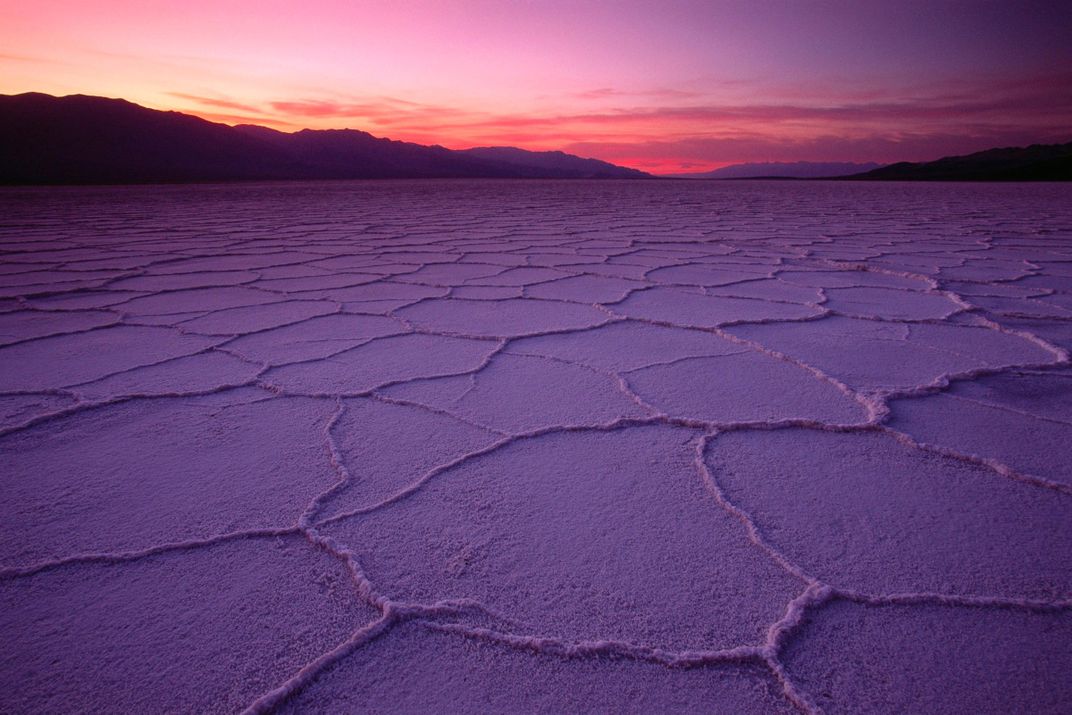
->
[[879, 356, 1071, 404], [419, 620, 766, 666], [173, 299, 347, 335], [484, 347, 669, 417], [367, 391, 512, 437], [942, 391, 1072, 429], [0, 526, 300, 579], [0, 380, 268, 438], [239, 612, 396, 715], [834, 588, 1072, 612], [815, 258, 1069, 362], [589, 304, 884, 423], [256, 336, 507, 401], [0, 315, 124, 348], [693, 433, 817, 584], [315, 416, 886, 527], [877, 426, 1072, 497], [762, 584, 836, 715]]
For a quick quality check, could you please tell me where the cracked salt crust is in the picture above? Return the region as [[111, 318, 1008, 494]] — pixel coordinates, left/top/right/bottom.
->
[[0, 180, 1070, 714]]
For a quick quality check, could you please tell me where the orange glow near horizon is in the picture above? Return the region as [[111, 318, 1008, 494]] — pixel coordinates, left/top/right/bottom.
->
[[1, 1, 1070, 174]]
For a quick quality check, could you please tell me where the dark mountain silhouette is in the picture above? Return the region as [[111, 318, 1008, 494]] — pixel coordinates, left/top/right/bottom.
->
[[846, 142, 1072, 181], [458, 147, 646, 179], [667, 161, 882, 179], [0, 93, 650, 184]]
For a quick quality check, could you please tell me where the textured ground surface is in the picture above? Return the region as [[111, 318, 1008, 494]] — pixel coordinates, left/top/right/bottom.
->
[[1, 180, 1070, 714]]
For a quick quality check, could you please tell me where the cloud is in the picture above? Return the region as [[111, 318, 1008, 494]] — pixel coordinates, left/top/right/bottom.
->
[[167, 92, 264, 115], [166, 70, 1072, 172], [458, 75, 1072, 135], [564, 129, 1072, 174], [267, 98, 472, 123], [181, 109, 298, 128], [0, 52, 57, 63], [572, 87, 703, 101]]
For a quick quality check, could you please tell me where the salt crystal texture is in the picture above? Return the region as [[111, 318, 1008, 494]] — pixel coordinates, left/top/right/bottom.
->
[[1, 180, 1070, 714]]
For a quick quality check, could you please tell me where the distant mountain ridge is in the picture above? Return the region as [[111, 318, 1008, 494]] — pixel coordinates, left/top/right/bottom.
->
[[847, 142, 1072, 181], [667, 161, 883, 179], [2, 93, 1069, 184], [0, 93, 650, 184], [458, 146, 643, 178]]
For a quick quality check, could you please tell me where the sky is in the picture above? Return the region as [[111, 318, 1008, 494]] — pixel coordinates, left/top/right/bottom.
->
[[1, 0, 1070, 174]]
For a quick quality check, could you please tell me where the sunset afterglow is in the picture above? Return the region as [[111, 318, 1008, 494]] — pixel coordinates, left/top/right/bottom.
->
[[1, 0, 1070, 173]]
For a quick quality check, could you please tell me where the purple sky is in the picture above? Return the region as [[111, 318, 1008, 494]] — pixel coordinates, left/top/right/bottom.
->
[[1, 0, 1070, 172]]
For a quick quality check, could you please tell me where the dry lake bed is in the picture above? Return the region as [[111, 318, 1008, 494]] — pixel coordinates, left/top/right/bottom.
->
[[1, 179, 1070, 714]]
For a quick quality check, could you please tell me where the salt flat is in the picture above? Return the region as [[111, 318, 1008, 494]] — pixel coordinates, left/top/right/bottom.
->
[[1, 179, 1070, 714]]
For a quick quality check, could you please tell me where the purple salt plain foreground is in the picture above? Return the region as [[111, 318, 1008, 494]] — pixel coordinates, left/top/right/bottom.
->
[[1, 179, 1071, 714]]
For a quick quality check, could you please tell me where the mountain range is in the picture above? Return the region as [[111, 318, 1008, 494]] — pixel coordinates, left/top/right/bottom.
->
[[667, 161, 883, 179], [1, 92, 1069, 184], [0, 93, 650, 184], [849, 142, 1072, 181]]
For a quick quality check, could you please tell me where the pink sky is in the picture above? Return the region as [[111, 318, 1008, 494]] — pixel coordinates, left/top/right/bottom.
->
[[1, 0, 1070, 173]]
